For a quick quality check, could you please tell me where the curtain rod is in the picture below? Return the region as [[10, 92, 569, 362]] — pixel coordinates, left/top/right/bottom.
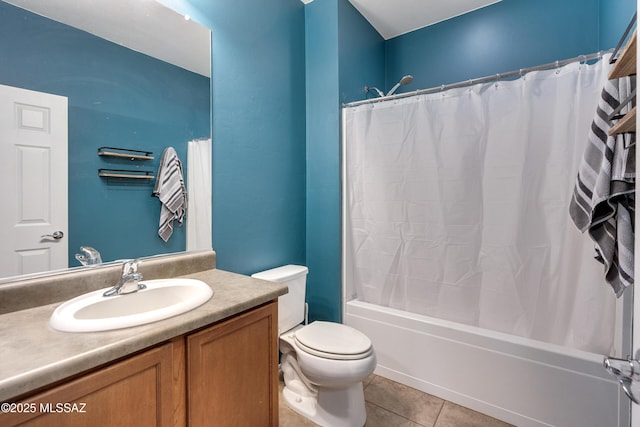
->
[[343, 49, 615, 108]]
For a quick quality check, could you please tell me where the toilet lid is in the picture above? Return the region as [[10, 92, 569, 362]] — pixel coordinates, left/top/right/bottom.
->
[[294, 321, 373, 360]]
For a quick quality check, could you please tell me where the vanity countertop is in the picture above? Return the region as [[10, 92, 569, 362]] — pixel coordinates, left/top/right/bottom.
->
[[0, 268, 287, 402]]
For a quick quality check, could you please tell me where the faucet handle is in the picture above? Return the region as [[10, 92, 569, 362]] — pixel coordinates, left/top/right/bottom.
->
[[121, 259, 141, 274]]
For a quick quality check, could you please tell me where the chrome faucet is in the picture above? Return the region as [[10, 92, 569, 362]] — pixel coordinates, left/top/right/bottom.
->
[[103, 259, 146, 297], [75, 246, 102, 266]]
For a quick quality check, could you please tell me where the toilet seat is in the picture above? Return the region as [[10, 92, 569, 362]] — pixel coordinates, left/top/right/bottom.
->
[[294, 321, 373, 360]]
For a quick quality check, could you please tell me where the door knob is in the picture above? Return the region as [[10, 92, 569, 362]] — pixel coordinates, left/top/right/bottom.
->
[[41, 231, 64, 240], [604, 356, 640, 403]]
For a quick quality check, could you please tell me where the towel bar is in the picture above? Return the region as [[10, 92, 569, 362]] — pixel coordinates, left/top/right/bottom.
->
[[98, 168, 155, 180], [98, 147, 154, 160]]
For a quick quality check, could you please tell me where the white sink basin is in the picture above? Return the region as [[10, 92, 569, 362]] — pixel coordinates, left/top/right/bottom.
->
[[49, 278, 214, 332]]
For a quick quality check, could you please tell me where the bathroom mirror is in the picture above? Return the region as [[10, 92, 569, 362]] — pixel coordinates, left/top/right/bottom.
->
[[0, 0, 211, 282]]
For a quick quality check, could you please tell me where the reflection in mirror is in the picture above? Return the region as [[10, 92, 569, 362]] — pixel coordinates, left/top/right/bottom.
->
[[0, 0, 211, 281]]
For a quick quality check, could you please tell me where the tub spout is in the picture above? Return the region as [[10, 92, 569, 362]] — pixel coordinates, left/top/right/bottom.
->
[[603, 356, 640, 380], [603, 356, 640, 404]]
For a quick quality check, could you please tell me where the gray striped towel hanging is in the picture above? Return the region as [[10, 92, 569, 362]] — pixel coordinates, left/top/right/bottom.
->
[[569, 75, 636, 297], [152, 147, 187, 242]]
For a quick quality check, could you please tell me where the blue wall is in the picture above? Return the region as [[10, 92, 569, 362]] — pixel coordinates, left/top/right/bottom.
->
[[303, 0, 384, 322], [338, 0, 385, 104], [301, 0, 635, 322], [385, 0, 636, 94], [0, 2, 210, 266], [138, 0, 636, 325], [305, 0, 341, 322], [120, 0, 637, 326], [3, 0, 635, 321], [179, 0, 307, 276], [601, 0, 638, 48], [168, 0, 376, 322]]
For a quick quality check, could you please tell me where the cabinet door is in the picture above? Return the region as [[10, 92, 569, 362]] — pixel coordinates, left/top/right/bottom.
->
[[187, 301, 278, 427], [0, 340, 182, 427]]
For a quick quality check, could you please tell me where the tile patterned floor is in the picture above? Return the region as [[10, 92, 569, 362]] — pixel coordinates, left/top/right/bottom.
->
[[279, 374, 514, 427]]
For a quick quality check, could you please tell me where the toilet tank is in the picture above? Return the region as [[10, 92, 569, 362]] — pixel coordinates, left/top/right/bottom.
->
[[252, 265, 308, 335]]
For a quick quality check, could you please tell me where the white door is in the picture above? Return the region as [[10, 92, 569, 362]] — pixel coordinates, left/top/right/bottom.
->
[[0, 84, 68, 278]]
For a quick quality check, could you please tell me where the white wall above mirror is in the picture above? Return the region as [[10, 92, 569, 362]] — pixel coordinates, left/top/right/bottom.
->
[[4, 0, 210, 77]]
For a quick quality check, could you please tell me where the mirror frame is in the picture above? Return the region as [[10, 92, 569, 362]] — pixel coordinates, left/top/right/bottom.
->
[[0, 0, 211, 283]]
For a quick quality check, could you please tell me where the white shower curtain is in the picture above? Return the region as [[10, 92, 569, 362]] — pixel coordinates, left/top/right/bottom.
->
[[187, 138, 212, 251], [344, 56, 618, 354]]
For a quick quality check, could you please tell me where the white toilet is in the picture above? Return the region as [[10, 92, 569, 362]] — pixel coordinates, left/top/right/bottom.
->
[[252, 265, 376, 427]]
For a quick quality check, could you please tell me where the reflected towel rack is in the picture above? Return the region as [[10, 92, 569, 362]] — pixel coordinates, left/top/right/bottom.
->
[[609, 12, 636, 73], [609, 29, 637, 79], [98, 147, 154, 160], [608, 13, 637, 136], [609, 107, 636, 136], [98, 169, 155, 180], [609, 12, 638, 136]]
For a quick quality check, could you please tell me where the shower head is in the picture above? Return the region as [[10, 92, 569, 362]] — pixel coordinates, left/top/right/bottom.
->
[[365, 85, 384, 98], [386, 75, 414, 96]]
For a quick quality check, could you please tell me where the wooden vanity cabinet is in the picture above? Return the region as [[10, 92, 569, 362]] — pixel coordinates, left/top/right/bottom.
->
[[1, 341, 180, 427], [2, 301, 278, 427], [187, 301, 279, 426]]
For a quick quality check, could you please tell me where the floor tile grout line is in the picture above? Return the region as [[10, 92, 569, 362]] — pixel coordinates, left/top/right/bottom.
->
[[364, 400, 431, 427], [432, 399, 445, 427], [363, 374, 378, 390], [365, 374, 446, 427]]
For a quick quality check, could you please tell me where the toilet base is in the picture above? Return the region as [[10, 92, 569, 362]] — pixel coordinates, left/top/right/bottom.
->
[[282, 382, 367, 427]]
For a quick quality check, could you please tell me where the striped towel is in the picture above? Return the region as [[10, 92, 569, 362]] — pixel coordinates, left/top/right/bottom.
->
[[569, 76, 636, 297], [152, 147, 187, 242]]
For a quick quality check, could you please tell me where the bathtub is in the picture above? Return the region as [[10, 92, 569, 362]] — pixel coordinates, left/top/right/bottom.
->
[[344, 299, 629, 427]]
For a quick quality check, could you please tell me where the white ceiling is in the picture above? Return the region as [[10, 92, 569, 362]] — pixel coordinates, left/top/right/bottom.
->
[[3, 0, 211, 77], [347, 0, 503, 39]]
